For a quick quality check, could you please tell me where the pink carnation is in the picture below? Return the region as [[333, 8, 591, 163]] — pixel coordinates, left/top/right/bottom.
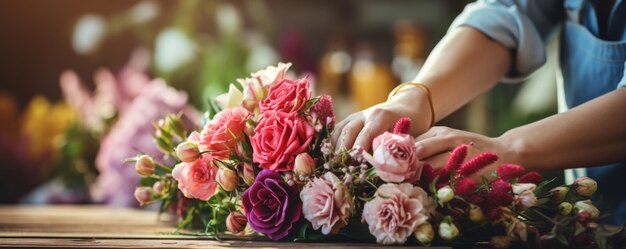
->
[[300, 172, 354, 235], [172, 156, 219, 200], [199, 107, 249, 160], [363, 183, 434, 245], [363, 132, 423, 183], [260, 77, 311, 113], [251, 111, 314, 172]]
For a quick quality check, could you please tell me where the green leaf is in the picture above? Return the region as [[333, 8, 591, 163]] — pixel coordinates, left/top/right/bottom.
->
[[303, 96, 321, 111]]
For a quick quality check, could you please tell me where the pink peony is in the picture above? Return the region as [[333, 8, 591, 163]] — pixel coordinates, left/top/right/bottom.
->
[[300, 172, 354, 235], [363, 132, 423, 183], [362, 183, 434, 245], [251, 111, 314, 172], [260, 77, 311, 113], [199, 107, 249, 160], [172, 156, 220, 200]]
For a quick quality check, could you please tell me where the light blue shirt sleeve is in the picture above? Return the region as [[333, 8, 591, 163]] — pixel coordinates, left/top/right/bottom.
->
[[449, 0, 564, 82]]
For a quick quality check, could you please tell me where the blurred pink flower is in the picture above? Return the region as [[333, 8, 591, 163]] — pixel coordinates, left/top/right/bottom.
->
[[91, 79, 199, 206], [60, 48, 151, 132]]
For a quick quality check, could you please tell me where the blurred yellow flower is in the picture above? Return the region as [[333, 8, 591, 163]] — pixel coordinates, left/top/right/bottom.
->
[[20, 95, 76, 158]]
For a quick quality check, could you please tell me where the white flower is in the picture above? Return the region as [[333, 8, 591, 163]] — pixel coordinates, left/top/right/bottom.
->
[[155, 28, 196, 73], [131, 1, 160, 24], [438, 220, 459, 240], [72, 14, 106, 55], [437, 186, 454, 204], [215, 84, 244, 108], [512, 183, 538, 209]]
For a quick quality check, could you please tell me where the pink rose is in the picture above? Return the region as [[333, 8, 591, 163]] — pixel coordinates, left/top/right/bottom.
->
[[199, 107, 249, 160], [300, 172, 354, 235], [363, 183, 433, 245], [260, 77, 311, 113], [251, 111, 314, 172], [363, 132, 423, 183], [172, 156, 219, 200]]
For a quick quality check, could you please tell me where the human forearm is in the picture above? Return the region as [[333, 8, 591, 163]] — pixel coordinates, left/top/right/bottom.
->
[[411, 26, 512, 124], [500, 88, 626, 171]]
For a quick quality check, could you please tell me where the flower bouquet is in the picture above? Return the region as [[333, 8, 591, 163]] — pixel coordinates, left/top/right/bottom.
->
[[129, 63, 623, 248]]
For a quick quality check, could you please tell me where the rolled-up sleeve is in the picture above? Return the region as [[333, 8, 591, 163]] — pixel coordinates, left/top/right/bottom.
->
[[449, 0, 563, 82]]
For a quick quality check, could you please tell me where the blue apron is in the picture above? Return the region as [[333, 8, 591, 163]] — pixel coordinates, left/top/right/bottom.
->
[[561, 0, 626, 225]]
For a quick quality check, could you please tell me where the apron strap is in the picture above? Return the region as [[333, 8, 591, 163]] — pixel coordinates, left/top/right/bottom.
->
[[565, 0, 586, 23]]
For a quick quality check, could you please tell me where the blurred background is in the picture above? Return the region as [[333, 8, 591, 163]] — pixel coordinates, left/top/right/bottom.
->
[[0, 0, 559, 206]]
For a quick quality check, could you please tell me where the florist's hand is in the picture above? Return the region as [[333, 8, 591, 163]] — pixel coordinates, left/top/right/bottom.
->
[[414, 126, 518, 178], [331, 89, 430, 151]]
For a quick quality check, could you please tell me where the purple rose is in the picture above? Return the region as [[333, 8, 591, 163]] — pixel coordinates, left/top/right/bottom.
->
[[242, 170, 302, 240]]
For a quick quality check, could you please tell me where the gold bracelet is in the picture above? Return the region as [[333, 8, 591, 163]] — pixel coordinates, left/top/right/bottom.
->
[[387, 82, 435, 129]]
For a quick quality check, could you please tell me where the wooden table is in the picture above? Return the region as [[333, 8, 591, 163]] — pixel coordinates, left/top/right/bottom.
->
[[0, 205, 451, 248]]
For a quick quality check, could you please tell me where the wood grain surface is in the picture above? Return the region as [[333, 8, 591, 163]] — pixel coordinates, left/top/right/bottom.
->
[[0, 205, 450, 248]]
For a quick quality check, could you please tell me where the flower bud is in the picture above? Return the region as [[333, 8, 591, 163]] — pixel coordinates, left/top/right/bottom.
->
[[217, 168, 239, 191], [574, 200, 600, 218], [241, 80, 266, 112], [244, 122, 255, 137], [134, 187, 152, 205], [577, 210, 593, 225], [294, 153, 315, 177], [437, 186, 454, 204], [175, 141, 200, 163], [166, 114, 185, 138], [413, 222, 434, 244], [135, 155, 155, 176], [574, 176, 597, 197], [152, 181, 164, 193], [438, 220, 459, 240], [469, 204, 485, 223], [242, 163, 256, 186], [559, 202, 573, 216], [549, 186, 569, 203], [226, 211, 248, 234]]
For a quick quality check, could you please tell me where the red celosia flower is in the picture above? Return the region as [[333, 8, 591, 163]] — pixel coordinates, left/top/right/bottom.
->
[[491, 179, 512, 193], [446, 144, 468, 171], [455, 178, 477, 197], [496, 164, 525, 181], [419, 162, 435, 189], [436, 182, 449, 189], [518, 172, 542, 184], [456, 152, 499, 178], [486, 207, 503, 220], [488, 179, 513, 206], [469, 190, 487, 206], [392, 117, 411, 134], [437, 144, 468, 181], [311, 95, 335, 129]]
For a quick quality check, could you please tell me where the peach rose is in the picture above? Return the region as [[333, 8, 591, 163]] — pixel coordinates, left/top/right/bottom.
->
[[363, 183, 433, 245], [199, 107, 249, 160], [300, 172, 354, 235], [260, 77, 311, 113], [363, 132, 423, 183], [172, 156, 219, 200]]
